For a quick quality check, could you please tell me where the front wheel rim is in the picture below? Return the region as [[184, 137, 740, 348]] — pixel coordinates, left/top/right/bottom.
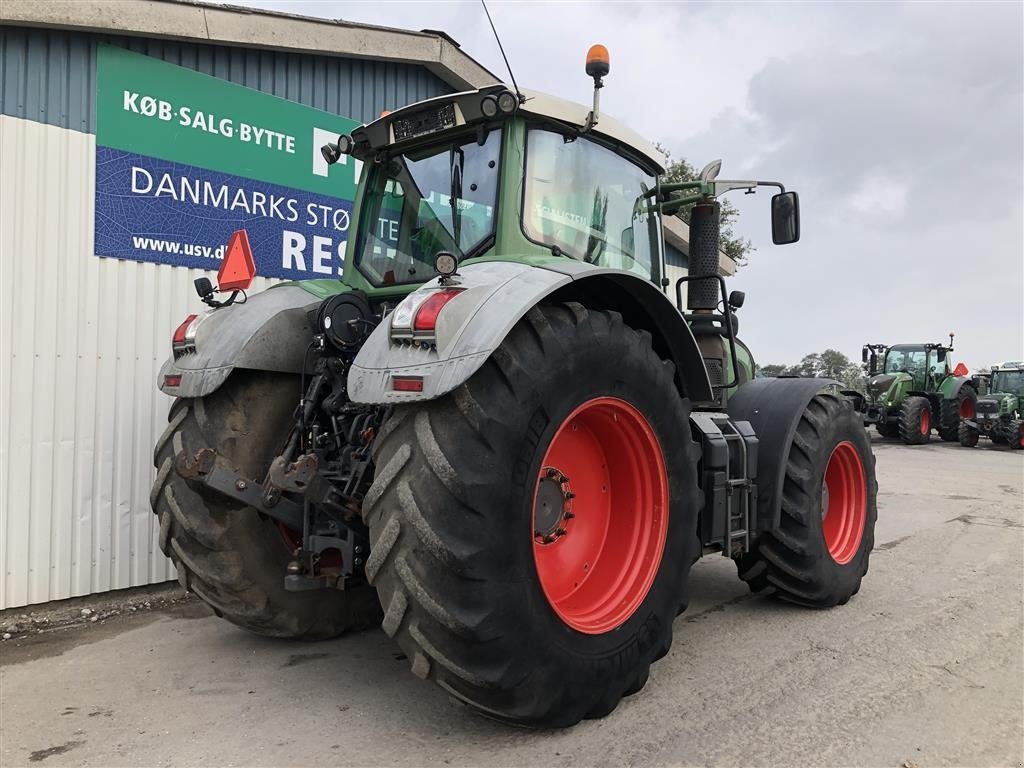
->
[[532, 397, 669, 634], [821, 441, 867, 565], [920, 408, 930, 435]]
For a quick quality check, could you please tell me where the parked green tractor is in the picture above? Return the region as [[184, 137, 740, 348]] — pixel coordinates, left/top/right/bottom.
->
[[860, 338, 976, 445], [958, 362, 1024, 449], [152, 48, 877, 727]]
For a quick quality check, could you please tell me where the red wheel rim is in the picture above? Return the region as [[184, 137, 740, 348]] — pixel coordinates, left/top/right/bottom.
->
[[919, 409, 930, 435], [960, 399, 975, 419], [821, 441, 867, 565], [531, 397, 668, 634]]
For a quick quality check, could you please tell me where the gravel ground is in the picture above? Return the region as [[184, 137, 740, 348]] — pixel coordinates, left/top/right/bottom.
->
[[1, 436, 1022, 767]]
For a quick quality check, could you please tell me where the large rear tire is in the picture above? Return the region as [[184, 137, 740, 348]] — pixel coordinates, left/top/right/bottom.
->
[[151, 372, 381, 639], [362, 304, 701, 727], [939, 386, 976, 442], [899, 396, 932, 445], [736, 394, 877, 607]]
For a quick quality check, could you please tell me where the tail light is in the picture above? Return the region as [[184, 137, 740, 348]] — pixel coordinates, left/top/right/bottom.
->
[[172, 313, 201, 356], [413, 289, 464, 331], [391, 288, 464, 339]]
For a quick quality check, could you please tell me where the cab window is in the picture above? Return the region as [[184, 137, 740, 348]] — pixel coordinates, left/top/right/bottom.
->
[[523, 128, 660, 281]]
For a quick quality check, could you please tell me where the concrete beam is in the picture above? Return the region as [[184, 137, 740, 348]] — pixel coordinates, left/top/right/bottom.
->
[[0, 0, 499, 91]]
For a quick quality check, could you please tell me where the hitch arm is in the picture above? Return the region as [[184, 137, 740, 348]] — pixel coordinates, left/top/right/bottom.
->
[[173, 435, 305, 531]]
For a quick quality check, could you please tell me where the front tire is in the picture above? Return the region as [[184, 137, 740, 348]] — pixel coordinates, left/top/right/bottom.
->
[[151, 372, 381, 639], [737, 394, 877, 607], [362, 304, 701, 727], [1007, 419, 1024, 450], [899, 396, 932, 445], [957, 421, 979, 447], [875, 420, 900, 439]]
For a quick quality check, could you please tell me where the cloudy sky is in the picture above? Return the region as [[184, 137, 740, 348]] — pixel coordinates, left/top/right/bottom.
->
[[235, 0, 1022, 370]]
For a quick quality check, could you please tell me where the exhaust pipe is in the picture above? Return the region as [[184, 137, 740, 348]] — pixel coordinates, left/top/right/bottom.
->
[[687, 201, 721, 311]]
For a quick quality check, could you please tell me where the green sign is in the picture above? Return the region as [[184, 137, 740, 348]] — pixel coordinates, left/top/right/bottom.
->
[[96, 44, 360, 198], [94, 45, 365, 279]]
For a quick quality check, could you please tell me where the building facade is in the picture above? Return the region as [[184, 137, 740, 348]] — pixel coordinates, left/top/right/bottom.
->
[[0, 0, 495, 609]]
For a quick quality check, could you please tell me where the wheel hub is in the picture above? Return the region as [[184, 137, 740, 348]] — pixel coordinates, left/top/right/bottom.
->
[[534, 468, 574, 543]]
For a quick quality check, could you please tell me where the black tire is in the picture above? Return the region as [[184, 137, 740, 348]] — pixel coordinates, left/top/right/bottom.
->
[[736, 394, 877, 607], [362, 303, 701, 727], [991, 430, 1007, 445], [875, 420, 900, 438], [939, 386, 976, 442], [1007, 419, 1024, 450], [151, 371, 381, 639], [899, 396, 932, 445], [957, 421, 979, 448]]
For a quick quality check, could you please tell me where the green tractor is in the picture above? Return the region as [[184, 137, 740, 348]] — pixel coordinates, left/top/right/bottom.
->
[[860, 337, 977, 445], [958, 362, 1024, 449], [152, 48, 877, 727]]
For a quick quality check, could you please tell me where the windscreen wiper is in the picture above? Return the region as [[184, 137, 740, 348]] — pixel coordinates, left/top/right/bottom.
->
[[450, 147, 465, 248]]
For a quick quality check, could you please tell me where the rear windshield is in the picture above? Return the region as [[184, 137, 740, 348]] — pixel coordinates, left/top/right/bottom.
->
[[353, 129, 501, 287]]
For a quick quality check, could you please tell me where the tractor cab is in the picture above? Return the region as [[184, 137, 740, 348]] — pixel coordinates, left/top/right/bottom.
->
[[879, 343, 949, 391]]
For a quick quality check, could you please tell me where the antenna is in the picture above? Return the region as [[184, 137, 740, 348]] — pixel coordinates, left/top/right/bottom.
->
[[481, 0, 524, 101]]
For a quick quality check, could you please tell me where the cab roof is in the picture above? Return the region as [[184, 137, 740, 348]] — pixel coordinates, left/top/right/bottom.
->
[[350, 85, 666, 173], [517, 89, 666, 172]]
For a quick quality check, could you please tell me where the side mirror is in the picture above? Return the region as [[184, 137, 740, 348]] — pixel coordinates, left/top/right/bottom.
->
[[771, 191, 800, 245], [869, 352, 877, 374], [937, 348, 947, 363], [728, 290, 745, 309], [862, 347, 869, 364]]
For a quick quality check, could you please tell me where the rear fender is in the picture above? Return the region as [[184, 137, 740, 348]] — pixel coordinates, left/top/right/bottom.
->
[[158, 284, 326, 398], [727, 377, 843, 533], [347, 261, 713, 404], [937, 375, 974, 400]]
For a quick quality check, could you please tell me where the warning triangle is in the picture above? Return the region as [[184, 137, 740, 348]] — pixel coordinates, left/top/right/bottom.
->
[[219, 230, 257, 291], [953, 362, 969, 377]]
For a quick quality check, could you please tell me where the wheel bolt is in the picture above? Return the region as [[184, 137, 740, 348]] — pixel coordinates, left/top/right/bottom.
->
[[236, 479, 248, 491], [563, 512, 575, 520]]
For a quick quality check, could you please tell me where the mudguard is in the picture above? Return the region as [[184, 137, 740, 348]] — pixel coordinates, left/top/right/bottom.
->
[[727, 376, 843, 533], [158, 284, 325, 398], [937, 374, 975, 401], [347, 261, 713, 404]]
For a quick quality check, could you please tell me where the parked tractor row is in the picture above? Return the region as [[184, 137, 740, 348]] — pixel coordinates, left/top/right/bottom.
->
[[858, 342, 1022, 450]]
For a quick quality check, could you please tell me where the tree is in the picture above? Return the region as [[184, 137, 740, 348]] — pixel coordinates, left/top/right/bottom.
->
[[657, 146, 755, 268], [757, 350, 865, 391]]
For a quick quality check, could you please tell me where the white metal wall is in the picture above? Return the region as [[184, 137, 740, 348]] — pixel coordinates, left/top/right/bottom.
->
[[0, 114, 281, 608]]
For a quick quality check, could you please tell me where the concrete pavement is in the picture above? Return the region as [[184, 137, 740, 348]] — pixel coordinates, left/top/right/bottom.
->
[[2, 437, 1022, 767]]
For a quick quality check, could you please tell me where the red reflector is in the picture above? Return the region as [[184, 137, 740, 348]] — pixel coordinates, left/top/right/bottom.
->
[[164, 374, 182, 387], [172, 314, 198, 345], [392, 376, 424, 392], [413, 289, 464, 331], [218, 230, 256, 291], [953, 362, 968, 376]]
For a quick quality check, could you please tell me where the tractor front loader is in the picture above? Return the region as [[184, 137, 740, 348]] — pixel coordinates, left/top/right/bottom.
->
[[152, 47, 877, 727], [860, 339, 976, 445]]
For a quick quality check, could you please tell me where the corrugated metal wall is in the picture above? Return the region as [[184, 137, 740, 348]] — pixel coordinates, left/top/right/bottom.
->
[[0, 25, 452, 133], [0, 25, 453, 609]]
